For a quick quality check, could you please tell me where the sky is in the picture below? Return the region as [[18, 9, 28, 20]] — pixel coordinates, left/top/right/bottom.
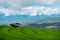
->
[[0, 0, 60, 24]]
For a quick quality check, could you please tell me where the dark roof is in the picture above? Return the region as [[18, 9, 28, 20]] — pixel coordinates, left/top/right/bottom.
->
[[10, 23, 21, 27]]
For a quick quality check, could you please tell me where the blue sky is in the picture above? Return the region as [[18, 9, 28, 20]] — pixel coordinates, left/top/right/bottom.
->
[[0, 0, 60, 24]]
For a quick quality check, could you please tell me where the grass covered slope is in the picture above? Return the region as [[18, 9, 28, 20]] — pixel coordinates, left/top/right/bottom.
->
[[0, 25, 60, 40]]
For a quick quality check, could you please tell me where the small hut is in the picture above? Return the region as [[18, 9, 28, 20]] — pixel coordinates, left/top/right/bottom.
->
[[10, 23, 21, 28]]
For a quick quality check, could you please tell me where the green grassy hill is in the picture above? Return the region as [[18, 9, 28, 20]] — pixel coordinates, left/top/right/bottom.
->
[[0, 25, 60, 40]]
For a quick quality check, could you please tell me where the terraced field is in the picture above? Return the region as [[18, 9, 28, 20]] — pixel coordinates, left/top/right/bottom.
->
[[0, 25, 60, 40]]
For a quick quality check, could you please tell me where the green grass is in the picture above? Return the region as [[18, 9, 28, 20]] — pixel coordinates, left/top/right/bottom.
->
[[0, 25, 60, 40]]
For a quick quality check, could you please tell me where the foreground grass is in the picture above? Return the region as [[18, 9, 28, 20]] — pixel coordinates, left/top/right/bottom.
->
[[0, 25, 60, 40]]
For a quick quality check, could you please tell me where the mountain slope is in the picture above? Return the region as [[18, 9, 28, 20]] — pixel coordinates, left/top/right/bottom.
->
[[0, 25, 60, 40], [26, 22, 60, 29], [38, 17, 60, 24]]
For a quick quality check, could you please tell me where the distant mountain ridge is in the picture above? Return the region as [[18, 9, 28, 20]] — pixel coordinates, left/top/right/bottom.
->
[[26, 16, 60, 29], [0, 14, 60, 25], [37, 16, 60, 24], [26, 22, 60, 29]]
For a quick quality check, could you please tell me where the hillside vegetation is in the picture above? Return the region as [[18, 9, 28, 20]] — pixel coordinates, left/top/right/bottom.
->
[[0, 25, 60, 40], [38, 17, 60, 24]]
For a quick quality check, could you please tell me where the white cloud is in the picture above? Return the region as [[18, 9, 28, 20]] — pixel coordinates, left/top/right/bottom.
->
[[0, 6, 60, 16], [0, 0, 57, 10], [38, 0, 56, 5], [21, 6, 60, 16], [0, 0, 59, 16], [0, 8, 19, 16]]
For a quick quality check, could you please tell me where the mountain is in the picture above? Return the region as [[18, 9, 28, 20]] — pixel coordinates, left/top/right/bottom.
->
[[0, 15, 49, 25], [26, 22, 60, 29], [26, 17, 60, 29], [37, 16, 60, 24], [1, 14, 60, 25]]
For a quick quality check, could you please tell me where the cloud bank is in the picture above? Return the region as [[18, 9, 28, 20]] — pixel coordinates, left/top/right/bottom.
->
[[0, 0, 59, 10], [0, 6, 60, 16], [0, 0, 60, 16]]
